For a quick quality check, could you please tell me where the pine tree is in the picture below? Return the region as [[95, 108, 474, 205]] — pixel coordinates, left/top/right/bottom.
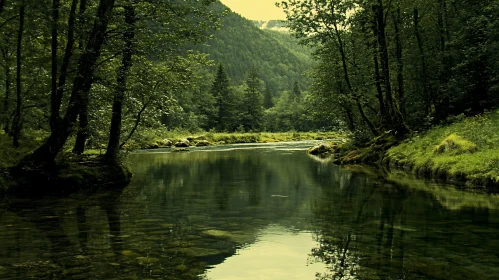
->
[[242, 68, 264, 131], [263, 83, 274, 109], [211, 63, 235, 131], [292, 81, 301, 99]]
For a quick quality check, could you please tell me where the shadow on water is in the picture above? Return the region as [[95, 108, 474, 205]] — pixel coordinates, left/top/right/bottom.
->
[[0, 188, 126, 279], [1, 143, 499, 279]]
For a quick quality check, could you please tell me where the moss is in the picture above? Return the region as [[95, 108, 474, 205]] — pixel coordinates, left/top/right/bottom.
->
[[434, 133, 477, 155]]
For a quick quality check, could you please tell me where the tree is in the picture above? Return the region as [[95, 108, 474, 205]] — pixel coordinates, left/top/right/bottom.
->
[[104, 1, 136, 161], [241, 68, 263, 131], [211, 63, 236, 131], [292, 80, 301, 99], [19, 0, 117, 165], [263, 83, 274, 109], [11, 0, 24, 147]]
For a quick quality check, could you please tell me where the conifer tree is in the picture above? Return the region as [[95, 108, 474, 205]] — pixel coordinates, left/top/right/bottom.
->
[[242, 68, 263, 131], [263, 84, 274, 109], [211, 63, 235, 131]]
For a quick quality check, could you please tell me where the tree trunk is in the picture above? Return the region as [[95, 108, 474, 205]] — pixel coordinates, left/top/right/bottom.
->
[[50, 0, 59, 130], [51, 0, 78, 131], [414, 8, 431, 116], [21, 0, 115, 163], [355, 98, 379, 136], [371, 9, 388, 128], [343, 104, 356, 132], [373, 3, 394, 116], [333, 20, 378, 136], [105, 3, 135, 160], [72, 102, 88, 154], [374, 1, 409, 136], [2, 61, 10, 133], [12, 0, 24, 148], [78, 0, 87, 50], [392, 5, 405, 116], [119, 101, 147, 149]]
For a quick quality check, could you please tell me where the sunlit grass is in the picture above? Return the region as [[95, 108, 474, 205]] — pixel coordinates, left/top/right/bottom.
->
[[386, 110, 499, 188]]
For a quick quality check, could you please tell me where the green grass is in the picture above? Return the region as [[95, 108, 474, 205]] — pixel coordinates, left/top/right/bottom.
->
[[125, 128, 345, 150], [386, 110, 499, 188]]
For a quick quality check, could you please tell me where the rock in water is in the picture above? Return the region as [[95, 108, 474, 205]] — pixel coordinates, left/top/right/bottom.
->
[[308, 143, 332, 155]]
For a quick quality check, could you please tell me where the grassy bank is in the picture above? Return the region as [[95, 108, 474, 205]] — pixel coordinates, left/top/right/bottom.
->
[[126, 129, 344, 149], [385, 110, 499, 190]]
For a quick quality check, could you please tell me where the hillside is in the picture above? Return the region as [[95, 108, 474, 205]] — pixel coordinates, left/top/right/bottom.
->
[[194, 8, 312, 91]]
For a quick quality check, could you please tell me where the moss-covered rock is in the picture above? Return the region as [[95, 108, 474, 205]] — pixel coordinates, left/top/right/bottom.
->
[[195, 140, 210, 147], [174, 139, 190, 147], [434, 134, 477, 155], [308, 143, 333, 155]]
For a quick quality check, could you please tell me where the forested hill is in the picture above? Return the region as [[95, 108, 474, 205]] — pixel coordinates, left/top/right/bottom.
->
[[194, 7, 312, 91]]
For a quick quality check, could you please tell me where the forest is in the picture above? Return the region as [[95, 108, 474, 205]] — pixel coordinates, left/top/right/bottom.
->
[[1, 0, 499, 184], [279, 0, 499, 144]]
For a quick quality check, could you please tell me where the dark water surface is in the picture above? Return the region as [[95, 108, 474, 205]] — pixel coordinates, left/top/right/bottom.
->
[[2, 141, 499, 279]]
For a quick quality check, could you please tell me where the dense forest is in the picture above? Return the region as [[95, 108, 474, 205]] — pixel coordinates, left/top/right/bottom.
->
[[0, 0, 225, 174], [2, 0, 498, 175], [169, 8, 324, 132], [278, 0, 499, 143], [0, 0, 329, 170]]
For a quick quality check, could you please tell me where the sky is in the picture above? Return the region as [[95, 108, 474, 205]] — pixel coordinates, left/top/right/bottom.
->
[[220, 0, 287, 21]]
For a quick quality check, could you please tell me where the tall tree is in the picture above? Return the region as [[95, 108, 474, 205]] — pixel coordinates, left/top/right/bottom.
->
[[11, 0, 24, 147], [263, 83, 274, 109], [211, 63, 235, 131], [105, 1, 135, 161], [241, 68, 263, 131]]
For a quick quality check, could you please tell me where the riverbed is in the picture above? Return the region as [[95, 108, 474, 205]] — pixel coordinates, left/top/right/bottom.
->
[[1, 141, 499, 279]]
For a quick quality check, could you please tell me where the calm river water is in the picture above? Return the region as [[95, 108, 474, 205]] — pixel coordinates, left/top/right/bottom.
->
[[1, 141, 499, 279]]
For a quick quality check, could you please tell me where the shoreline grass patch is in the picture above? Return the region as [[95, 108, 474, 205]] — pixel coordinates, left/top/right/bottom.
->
[[385, 111, 499, 190]]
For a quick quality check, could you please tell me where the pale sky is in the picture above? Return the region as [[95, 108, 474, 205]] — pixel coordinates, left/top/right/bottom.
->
[[220, 0, 287, 21]]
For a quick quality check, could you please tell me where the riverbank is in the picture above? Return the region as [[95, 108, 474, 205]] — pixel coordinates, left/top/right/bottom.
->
[[128, 130, 344, 150], [0, 131, 343, 193], [0, 133, 131, 194], [384, 111, 499, 191]]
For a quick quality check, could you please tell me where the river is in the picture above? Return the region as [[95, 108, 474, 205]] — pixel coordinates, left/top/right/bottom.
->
[[1, 141, 499, 279]]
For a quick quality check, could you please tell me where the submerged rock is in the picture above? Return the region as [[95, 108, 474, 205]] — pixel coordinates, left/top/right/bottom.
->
[[308, 143, 333, 155]]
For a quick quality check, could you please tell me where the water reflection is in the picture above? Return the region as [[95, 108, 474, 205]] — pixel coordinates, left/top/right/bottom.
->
[[0, 143, 499, 279]]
